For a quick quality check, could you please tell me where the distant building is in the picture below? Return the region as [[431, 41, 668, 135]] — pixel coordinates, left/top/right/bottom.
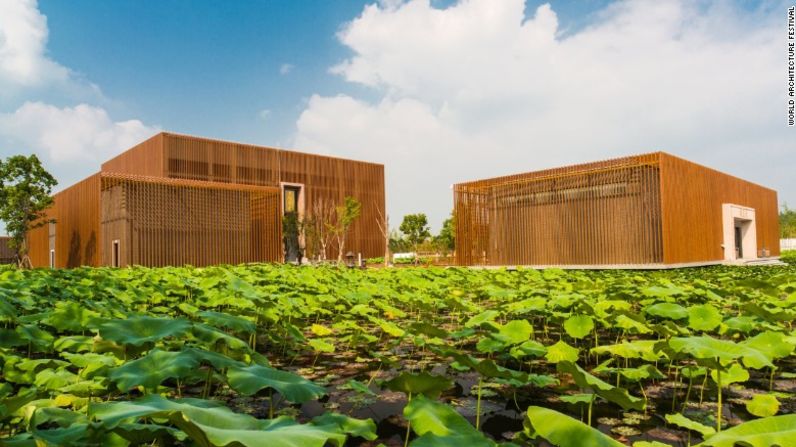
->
[[27, 132, 385, 268], [0, 237, 15, 265], [454, 152, 779, 267]]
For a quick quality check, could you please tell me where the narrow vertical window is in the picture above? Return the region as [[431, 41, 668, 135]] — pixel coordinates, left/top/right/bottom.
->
[[112, 240, 120, 267], [49, 250, 55, 269]]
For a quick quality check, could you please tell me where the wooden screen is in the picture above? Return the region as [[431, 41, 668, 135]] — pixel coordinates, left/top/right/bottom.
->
[[26, 174, 102, 268], [100, 174, 281, 267], [30, 132, 387, 267], [659, 153, 780, 264], [0, 237, 15, 264], [455, 154, 664, 266]]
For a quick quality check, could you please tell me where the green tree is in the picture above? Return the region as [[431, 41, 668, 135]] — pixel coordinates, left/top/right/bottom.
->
[[331, 196, 362, 264], [781, 204, 796, 239], [434, 212, 455, 254], [399, 213, 431, 260], [0, 155, 57, 268], [388, 229, 410, 254]]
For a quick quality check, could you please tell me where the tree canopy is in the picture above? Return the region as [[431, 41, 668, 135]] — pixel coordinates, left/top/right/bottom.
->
[[0, 154, 57, 267], [781, 204, 796, 239], [399, 213, 431, 253], [434, 213, 455, 252]]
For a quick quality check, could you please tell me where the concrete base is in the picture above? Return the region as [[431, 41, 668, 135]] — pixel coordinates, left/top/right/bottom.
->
[[469, 258, 783, 270]]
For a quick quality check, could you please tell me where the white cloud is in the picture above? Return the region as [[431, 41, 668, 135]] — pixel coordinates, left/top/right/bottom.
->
[[279, 63, 294, 75], [0, 101, 159, 163], [296, 0, 793, 229], [0, 0, 158, 173], [259, 109, 272, 121], [0, 0, 70, 87]]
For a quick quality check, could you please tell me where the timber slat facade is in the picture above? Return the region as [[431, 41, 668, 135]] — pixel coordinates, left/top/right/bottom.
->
[[28, 132, 386, 268], [454, 152, 779, 266], [0, 237, 14, 264]]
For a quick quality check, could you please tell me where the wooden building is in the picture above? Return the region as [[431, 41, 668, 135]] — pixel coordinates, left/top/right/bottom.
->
[[0, 237, 15, 265], [28, 132, 386, 268], [454, 152, 779, 267]]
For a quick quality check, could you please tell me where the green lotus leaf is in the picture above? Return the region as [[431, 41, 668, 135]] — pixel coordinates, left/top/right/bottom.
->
[[309, 324, 332, 336], [42, 301, 101, 333], [308, 338, 336, 353], [384, 372, 453, 399], [404, 395, 498, 447], [509, 339, 547, 359], [591, 340, 662, 362], [476, 337, 504, 353], [564, 315, 594, 339], [465, 310, 500, 328], [524, 406, 625, 447], [198, 311, 256, 334], [693, 413, 796, 447], [633, 441, 673, 447], [108, 349, 199, 392], [61, 352, 119, 378], [710, 362, 749, 387], [722, 316, 760, 334], [666, 336, 772, 370], [110, 422, 187, 445], [191, 323, 250, 351], [310, 413, 377, 441], [745, 394, 779, 418], [642, 285, 686, 298], [34, 368, 80, 391], [98, 316, 192, 346], [15, 325, 54, 352], [556, 361, 645, 411], [559, 393, 595, 405], [373, 318, 405, 337], [0, 388, 38, 418], [644, 303, 688, 320], [227, 364, 326, 403], [53, 335, 94, 353], [619, 364, 665, 382], [614, 315, 652, 334], [741, 331, 795, 361], [688, 304, 722, 332], [545, 341, 580, 364], [665, 413, 716, 437], [495, 320, 533, 345], [92, 394, 348, 447], [183, 347, 247, 370]]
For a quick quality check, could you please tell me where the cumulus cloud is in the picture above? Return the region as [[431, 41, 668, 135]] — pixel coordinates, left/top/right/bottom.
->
[[0, 0, 158, 177], [0, 101, 159, 163], [0, 0, 69, 87], [295, 0, 792, 229]]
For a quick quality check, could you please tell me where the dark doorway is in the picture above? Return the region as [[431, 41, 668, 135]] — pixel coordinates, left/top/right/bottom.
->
[[283, 186, 302, 263], [734, 225, 743, 259]]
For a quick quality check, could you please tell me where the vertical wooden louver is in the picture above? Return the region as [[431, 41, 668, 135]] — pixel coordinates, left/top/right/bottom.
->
[[27, 132, 386, 268], [100, 174, 281, 267], [455, 152, 779, 266]]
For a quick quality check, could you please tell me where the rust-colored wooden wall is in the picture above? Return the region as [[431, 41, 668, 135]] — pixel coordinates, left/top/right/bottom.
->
[[659, 153, 779, 264], [112, 133, 386, 260], [27, 174, 101, 268], [101, 174, 281, 267], [0, 237, 15, 264], [455, 154, 663, 266], [29, 132, 386, 267], [101, 133, 165, 177], [455, 152, 779, 266]]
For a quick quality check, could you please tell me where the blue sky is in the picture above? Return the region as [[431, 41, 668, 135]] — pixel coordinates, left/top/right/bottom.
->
[[33, 0, 611, 146], [0, 0, 793, 235]]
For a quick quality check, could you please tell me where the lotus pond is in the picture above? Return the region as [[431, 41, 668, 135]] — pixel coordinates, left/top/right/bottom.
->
[[1, 261, 795, 446]]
